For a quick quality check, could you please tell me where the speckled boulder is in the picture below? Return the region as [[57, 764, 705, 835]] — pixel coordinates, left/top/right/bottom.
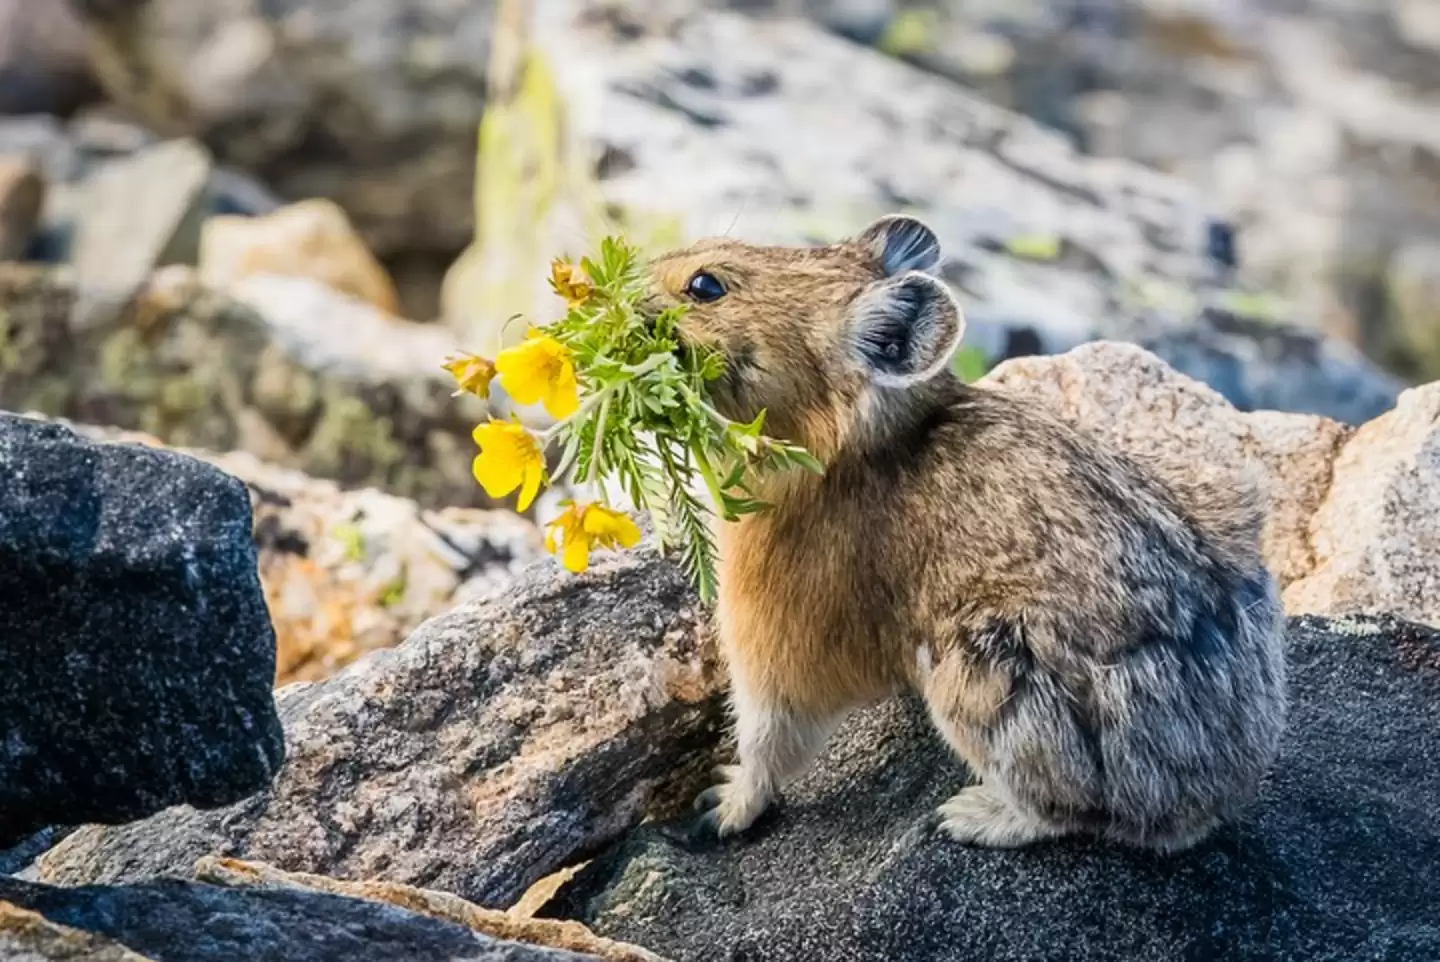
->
[[550, 615, 1440, 962], [0, 413, 285, 847]]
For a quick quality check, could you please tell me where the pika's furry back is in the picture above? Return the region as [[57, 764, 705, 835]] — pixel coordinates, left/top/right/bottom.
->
[[646, 214, 1287, 852]]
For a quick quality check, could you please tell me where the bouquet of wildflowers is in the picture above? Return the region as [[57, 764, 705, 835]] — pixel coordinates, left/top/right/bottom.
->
[[443, 237, 821, 602]]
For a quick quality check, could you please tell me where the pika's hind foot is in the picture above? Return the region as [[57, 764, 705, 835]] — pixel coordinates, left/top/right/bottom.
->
[[693, 764, 772, 838], [938, 784, 1064, 849]]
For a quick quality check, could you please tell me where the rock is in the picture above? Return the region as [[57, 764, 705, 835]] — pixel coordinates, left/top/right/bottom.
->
[[985, 341, 1440, 629], [1140, 307, 1405, 424], [1285, 383, 1440, 628], [985, 342, 1351, 589], [56, 419, 545, 686], [858, 0, 1440, 385], [0, 877, 601, 962], [0, 156, 44, 260], [200, 199, 401, 314], [445, 2, 1399, 425], [34, 545, 724, 911], [0, 902, 151, 962], [0, 263, 492, 510], [1393, 0, 1440, 52], [0, 828, 72, 877], [548, 615, 1440, 962], [0, 413, 285, 848], [192, 857, 669, 962], [0, 0, 101, 117], [70, 0, 499, 259], [0, 112, 282, 266], [69, 138, 213, 330]]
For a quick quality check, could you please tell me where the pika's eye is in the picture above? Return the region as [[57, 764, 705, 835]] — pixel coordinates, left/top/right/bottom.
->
[[686, 271, 727, 303]]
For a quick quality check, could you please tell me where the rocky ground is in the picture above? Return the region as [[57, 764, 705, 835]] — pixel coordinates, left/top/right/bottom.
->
[[2, 2, 1439, 960]]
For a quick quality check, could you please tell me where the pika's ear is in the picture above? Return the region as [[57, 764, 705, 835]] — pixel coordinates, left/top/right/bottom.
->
[[847, 271, 965, 386], [858, 214, 942, 276]]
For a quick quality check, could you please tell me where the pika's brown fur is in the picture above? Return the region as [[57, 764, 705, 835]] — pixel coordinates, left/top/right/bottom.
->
[[647, 216, 1288, 852]]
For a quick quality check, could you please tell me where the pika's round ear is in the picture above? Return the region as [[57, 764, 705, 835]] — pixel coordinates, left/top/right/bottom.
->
[[858, 214, 942, 277], [846, 271, 965, 386]]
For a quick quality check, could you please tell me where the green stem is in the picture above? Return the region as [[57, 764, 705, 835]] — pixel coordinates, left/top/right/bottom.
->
[[584, 392, 612, 485], [688, 436, 731, 521]]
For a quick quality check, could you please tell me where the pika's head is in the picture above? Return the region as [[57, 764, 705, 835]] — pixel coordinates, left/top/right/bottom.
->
[[648, 215, 965, 458]]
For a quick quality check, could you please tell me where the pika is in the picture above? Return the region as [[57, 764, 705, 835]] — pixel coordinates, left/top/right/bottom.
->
[[645, 215, 1288, 853]]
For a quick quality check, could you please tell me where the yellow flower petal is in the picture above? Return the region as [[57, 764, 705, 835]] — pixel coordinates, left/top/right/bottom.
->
[[470, 420, 546, 507], [611, 514, 641, 549], [516, 460, 543, 513], [561, 534, 592, 573], [495, 335, 581, 420], [542, 363, 579, 419], [580, 504, 641, 550], [472, 451, 521, 500]]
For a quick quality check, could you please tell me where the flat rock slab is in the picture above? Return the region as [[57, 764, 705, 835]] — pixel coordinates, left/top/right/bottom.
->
[[553, 615, 1440, 962], [0, 414, 285, 846], [0, 877, 597, 962]]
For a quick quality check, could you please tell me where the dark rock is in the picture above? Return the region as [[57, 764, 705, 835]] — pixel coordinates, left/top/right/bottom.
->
[[1142, 310, 1406, 424], [550, 615, 1440, 962], [0, 413, 285, 847], [0, 877, 599, 961], [33, 545, 724, 910], [0, 827, 72, 876]]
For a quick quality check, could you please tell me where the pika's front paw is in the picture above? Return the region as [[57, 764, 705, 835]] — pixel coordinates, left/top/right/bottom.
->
[[692, 764, 771, 839]]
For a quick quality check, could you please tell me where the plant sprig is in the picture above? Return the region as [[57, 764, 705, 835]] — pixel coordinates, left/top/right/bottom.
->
[[538, 236, 821, 600], [446, 235, 823, 602]]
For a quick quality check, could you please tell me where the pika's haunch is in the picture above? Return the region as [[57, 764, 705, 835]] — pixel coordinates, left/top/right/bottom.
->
[[646, 215, 1287, 853]]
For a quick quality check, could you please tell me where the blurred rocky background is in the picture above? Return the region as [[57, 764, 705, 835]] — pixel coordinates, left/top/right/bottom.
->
[[2, 2, 1438, 960]]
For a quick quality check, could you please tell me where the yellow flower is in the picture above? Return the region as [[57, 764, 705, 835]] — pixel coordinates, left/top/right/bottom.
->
[[544, 502, 642, 574], [495, 328, 580, 419], [442, 352, 497, 399], [549, 258, 593, 308], [471, 420, 546, 511]]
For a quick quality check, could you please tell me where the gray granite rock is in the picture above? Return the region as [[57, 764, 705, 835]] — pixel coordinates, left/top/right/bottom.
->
[[33, 544, 724, 911], [550, 615, 1440, 962], [0, 413, 285, 847], [68, 0, 499, 259], [1140, 307, 1406, 423], [462, 2, 1400, 426], [868, 0, 1440, 383], [0, 877, 599, 961], [0, 111, 280, 266], [69, 138, 213, 331], [0, 263, 490, 510]]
